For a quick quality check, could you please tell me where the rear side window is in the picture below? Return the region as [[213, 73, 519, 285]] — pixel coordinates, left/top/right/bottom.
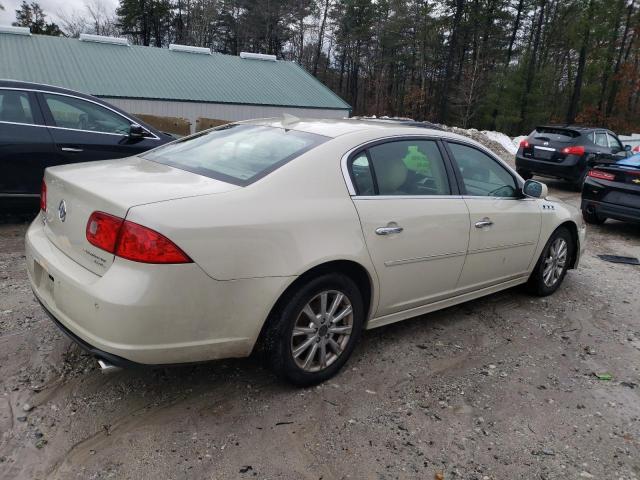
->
[[143, 124, 327, 186], [349, 140, 451, 196], [0, 90, 34, 124], [594, 132, 608, 147], [448, 143, 517, 197]]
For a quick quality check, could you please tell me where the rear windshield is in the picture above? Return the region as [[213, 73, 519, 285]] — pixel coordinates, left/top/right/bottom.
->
[[533, 127, 581, 139], [142, 124, 327, 186]]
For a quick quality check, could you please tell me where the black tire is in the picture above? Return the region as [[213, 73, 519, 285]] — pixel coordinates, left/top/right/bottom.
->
[[517, 168, 533, 180], [264, 273, 364, 387], [582, 209, 606, 225], [526, 226, 574, 297], [570, 169, 588, 191]]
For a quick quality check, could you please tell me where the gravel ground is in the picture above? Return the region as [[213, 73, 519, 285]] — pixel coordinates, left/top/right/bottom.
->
[[1, 164, 639, 479]]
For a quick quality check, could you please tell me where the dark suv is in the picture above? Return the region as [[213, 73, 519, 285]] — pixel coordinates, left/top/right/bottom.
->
[[0, 80, 173, 209], [515, 125, 629, 189]]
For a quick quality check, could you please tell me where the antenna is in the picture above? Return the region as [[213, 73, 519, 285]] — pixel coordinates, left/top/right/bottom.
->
[[169, 44, 211, 55], [79, 34, 129, 46], [281, 113, 300, 126]]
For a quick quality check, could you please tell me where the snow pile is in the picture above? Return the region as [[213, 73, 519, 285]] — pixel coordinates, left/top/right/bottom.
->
[[482, 131, 518, 155]]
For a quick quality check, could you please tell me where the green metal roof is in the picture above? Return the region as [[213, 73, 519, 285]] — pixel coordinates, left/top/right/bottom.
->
[[0, 33, 351, 110]]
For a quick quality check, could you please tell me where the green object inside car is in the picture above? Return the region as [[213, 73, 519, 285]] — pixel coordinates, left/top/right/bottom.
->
[[403, 145, 432, 176]]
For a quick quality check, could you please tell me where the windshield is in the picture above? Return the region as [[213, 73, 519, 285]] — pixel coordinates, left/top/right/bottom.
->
[[142, 124, 328, 185]]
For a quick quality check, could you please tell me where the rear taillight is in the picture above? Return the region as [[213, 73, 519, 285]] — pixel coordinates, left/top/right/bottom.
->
[[588, 170, 615, 181], [86, 211, 191, 264], [40, 180, 47, 212], [115, 221, 192, 264], [519, 140, 530, 149], [86, 212, 123, 253], [562, 145, 585, 156]]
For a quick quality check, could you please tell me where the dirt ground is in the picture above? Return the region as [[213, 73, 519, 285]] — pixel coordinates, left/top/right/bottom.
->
[[1, 178, 639, 480]]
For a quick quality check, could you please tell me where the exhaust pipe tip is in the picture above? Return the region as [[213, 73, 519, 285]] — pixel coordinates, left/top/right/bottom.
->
[[98, 359, 122, 374]]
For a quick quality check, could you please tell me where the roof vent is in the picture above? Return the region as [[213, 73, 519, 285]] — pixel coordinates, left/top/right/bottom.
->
[[240, 52, 277, 62], [169, 44, 211, 55], [79, 33, 129, 46], [0, 25, 31, 36]]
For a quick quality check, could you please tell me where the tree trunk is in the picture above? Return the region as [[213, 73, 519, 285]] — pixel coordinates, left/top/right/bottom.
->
[[566, 0, 595, 124]]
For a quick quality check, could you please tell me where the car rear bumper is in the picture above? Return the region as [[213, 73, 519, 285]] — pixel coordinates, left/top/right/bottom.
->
[[26, 213, 293, 365], [581, 199, 640, 223], [516, 156, 583, 181]]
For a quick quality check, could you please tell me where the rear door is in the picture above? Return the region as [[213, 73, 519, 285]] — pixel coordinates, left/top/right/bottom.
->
[[0, 88, 58, 195], [38, 91, 161, 164], [348, 138, 470, 317], [445, 141, 542, 290]]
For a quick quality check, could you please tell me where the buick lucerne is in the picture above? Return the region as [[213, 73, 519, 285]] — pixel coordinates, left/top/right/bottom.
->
[[26, 118, 586, 385]]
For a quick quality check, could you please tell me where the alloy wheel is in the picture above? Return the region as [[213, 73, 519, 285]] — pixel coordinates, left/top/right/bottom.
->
[[290, 290, 353, 372], [542, 237, 568, 287]]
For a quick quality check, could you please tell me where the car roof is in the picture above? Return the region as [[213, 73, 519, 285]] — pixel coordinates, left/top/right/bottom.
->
[[536, 124, 613, 134], [239, 117, 464, 140], [0, 78, 166, 137], [0, 79, 101, 101]]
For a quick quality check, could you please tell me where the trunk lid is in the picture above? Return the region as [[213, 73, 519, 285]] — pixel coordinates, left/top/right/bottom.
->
[[42, 156, 240, 275]]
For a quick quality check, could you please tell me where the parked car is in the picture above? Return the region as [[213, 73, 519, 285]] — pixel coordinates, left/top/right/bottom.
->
[[515, 125, 630, 190], [0, 80, 173, 209], [26, 119, 585, 386], [581, 153, 640, 224]]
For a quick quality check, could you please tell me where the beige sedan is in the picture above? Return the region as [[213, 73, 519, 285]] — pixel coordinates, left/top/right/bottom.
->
[[26, 118, 586, 385]]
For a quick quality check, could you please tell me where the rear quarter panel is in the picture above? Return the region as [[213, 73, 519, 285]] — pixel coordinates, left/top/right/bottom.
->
[[125, 135, 378, 284]]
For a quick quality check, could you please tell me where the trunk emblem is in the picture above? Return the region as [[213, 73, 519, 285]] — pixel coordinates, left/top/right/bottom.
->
[[544, 141, 549, 146], [58, 200, 67, 222], [633, 178, 640, 184]]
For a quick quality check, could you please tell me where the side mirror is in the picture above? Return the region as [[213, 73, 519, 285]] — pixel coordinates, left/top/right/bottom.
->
[[129, 123, 145, 139], [522, 179, 548, 199], [625, 144, 632, 152]]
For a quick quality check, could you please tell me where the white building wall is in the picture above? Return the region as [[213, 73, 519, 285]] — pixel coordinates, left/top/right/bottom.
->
[[102, 98, 350, 133]]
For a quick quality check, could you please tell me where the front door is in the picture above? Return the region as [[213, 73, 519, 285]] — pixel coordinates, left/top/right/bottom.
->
[[445, 141, 542, 290], [348, 139, 470, 317], [38, 92, 157, 164]]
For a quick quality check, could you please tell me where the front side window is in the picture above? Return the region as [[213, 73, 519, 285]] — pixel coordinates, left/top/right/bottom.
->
[[43, 93, 131, 135], [607, 133, 623, 150], [0, 90, 34, 124], [143, 124, 327, 185], [448, 142, 517, 197], [364, 140, 451, 196]]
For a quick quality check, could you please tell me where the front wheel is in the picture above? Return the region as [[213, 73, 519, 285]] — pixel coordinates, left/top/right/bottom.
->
[[265, 273, 364, 386], [526, 227, 574, 296]]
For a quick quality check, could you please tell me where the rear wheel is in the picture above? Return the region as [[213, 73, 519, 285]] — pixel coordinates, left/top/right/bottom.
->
[[264, 273, 364, 386], [582, 208, 606, 225], [516, 168, 533, 180], [526, 226, 574, 296], [570, 169, 588, 191]]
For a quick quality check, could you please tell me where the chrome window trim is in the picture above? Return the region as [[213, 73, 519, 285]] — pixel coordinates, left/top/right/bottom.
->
[[354, 195, 464, 200], [0, 87, 160, 140], [0, 193, 40, 198]]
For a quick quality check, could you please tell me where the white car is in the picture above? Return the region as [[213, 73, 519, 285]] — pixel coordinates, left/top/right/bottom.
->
[[26, 118, 586, 385]]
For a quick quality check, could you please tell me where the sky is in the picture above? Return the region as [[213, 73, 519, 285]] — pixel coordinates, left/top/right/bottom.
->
[[0, 0, 118, 27]]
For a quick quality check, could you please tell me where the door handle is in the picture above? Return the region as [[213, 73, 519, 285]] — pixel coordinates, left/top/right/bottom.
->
[[475, 218, 493, 228], [61, 147, 84, 153], [375, 226, 403, 235]]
